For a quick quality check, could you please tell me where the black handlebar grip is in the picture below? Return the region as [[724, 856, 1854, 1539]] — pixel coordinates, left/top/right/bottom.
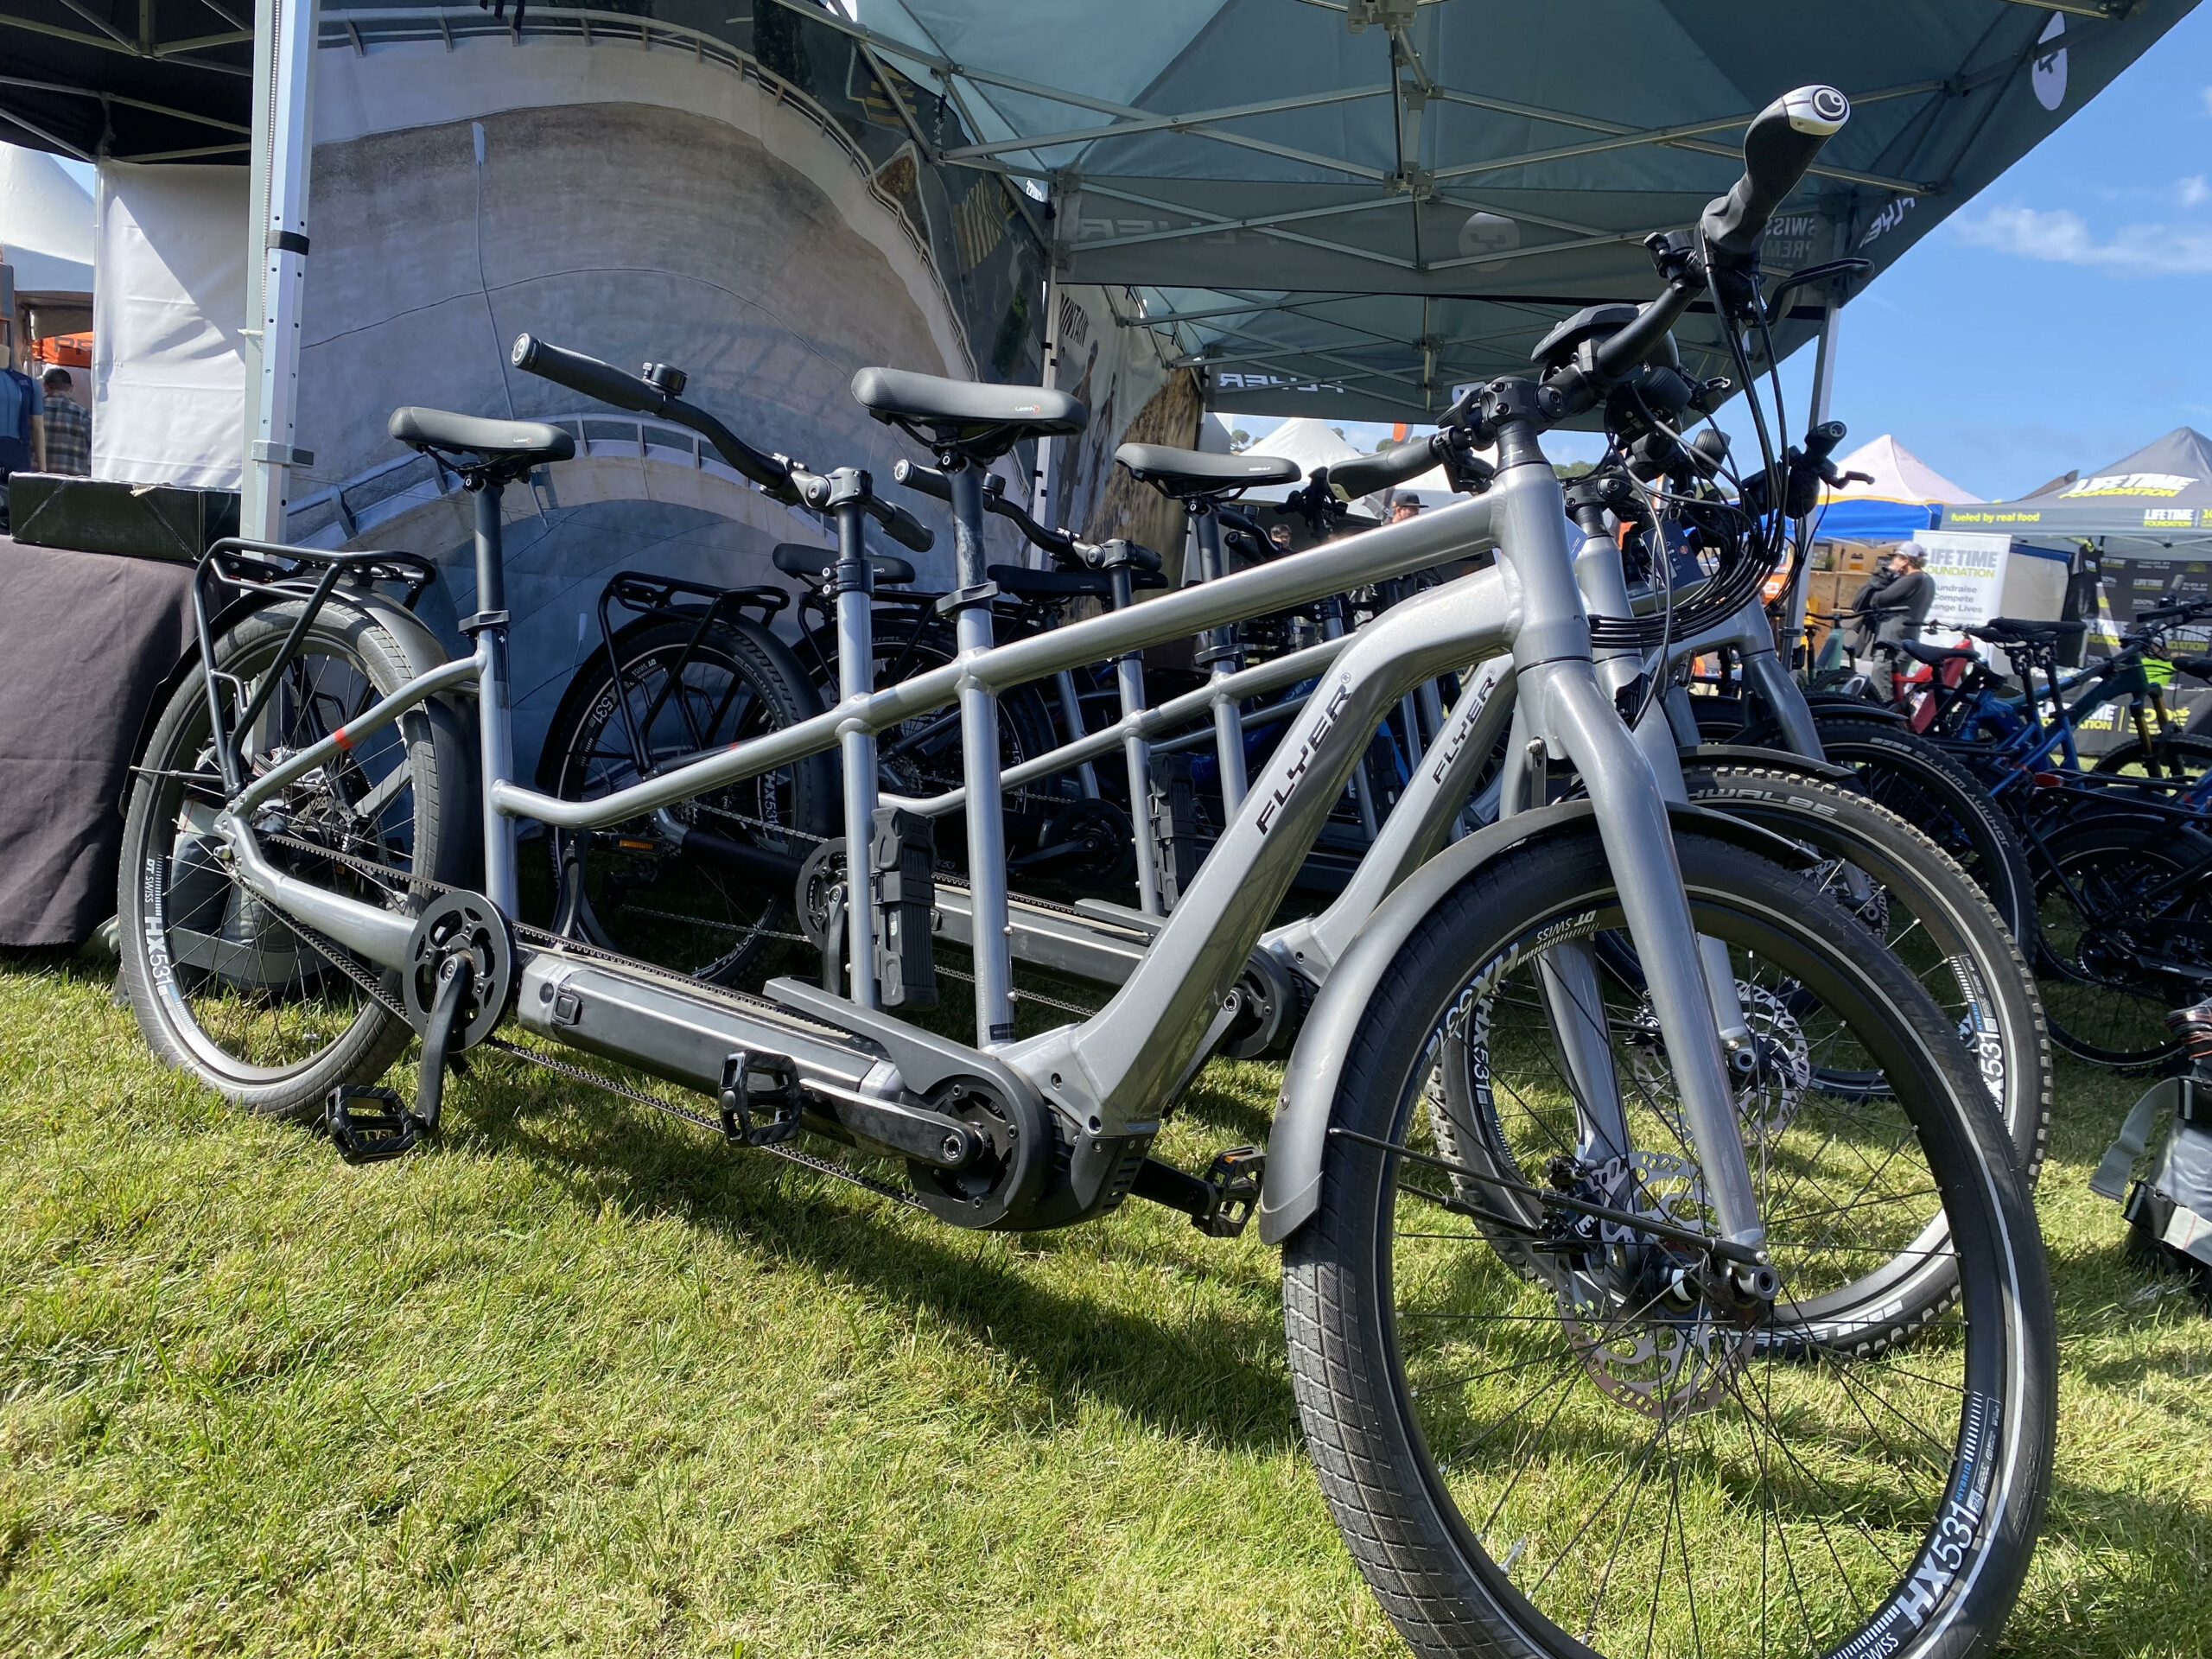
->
[[510, 334, 665, 415], [1700, 86, 1849, 262], [891, 458, 951, 503], [870, 497, 936, 554], [1327, 435, 1438, 499]]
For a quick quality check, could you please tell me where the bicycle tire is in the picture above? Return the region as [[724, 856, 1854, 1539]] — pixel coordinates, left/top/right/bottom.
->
[[1286, 828, 2056, 1659], [538, 611, 833, 985], [1813, 720, 2037, 950], [2031, 808, 2212, 1069], [2089, 729, 2212, 785], [119, 597, 473, 1118]]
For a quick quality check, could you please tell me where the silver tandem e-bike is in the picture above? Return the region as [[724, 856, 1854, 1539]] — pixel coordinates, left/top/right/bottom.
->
[[118, 88, 2054, 1659]]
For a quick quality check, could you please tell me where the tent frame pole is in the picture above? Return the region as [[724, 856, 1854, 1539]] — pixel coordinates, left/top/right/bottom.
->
[[1783, 235, 1848, 664], [241, 0, 319, 542]]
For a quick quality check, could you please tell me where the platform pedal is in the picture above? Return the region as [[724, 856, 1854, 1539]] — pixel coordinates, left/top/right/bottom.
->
[[1193, 1144, 1265, 1236], [325, 1085, 425, 1165], [718, 1050, 806, 1146], [1131, 1144, 1266, 1237]]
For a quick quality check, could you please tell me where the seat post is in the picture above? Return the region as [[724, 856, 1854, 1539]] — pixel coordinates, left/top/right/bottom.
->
[[1189, 501, 1249, 811], [824, 470, 881, 1011], [945, 460, 1017, 1046], [469, 479, 518, 917]]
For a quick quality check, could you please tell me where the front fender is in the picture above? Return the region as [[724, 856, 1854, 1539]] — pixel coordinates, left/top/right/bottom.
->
[[1255, 798, 1815, 1246]]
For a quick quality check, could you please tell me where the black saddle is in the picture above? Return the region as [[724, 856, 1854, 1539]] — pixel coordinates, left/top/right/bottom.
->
[[988, 563, 1111, 601], [772, 543, 915, 586], [389, 407, 575, 475], [1899, 640, 1976, 668], [1115, 442, 1300, 499], [851, 367, 1084, 460], [1974, 617, 2088, 646], [2171, 655, 2212, 684]]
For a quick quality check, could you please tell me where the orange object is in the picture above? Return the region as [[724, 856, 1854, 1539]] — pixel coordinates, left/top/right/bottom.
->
[[32, 332, 92, 369]]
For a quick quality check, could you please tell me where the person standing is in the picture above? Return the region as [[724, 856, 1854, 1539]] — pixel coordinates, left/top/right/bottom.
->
[[39, 366, 90, 476], [1856, 543, 1935, 698], [0, 350, 43, 480]]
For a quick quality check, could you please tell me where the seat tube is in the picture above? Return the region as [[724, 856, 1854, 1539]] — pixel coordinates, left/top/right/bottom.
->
[[470, 481, 518, 917], [1192, 506, 1249, 810], [826, 473, 880, 1010], [946, 463, 1016, 1045], [1109, 565, 1164, 916]]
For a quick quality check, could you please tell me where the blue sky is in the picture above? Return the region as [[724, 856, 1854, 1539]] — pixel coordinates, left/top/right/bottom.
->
[[1239, 6, 2212, 503]]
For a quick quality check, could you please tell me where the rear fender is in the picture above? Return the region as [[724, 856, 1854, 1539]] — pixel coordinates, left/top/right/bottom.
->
[[124, 582, 467, 805], [1256, 799, 1815, 1244]]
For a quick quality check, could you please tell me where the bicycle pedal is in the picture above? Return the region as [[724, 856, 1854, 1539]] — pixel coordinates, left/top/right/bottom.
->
[[719, 1050, 806, 1147], [1192, 1144, 1265, 1237], [325, 1085, 425, 1165]]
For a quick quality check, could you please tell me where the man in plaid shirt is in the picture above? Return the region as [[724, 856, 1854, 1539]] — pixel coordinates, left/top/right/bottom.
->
[[40, 367, 91, 475]]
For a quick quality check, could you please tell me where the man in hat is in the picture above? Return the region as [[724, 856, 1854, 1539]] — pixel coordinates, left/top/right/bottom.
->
[[1390, 492, 1422, 524]]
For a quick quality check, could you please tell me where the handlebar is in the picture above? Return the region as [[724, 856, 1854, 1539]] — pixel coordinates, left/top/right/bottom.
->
[[890, 458, 1162, 571], [1328, 435, 1440, 499], [1700, 86, 1850, 263], [512, 334, 932, 552]]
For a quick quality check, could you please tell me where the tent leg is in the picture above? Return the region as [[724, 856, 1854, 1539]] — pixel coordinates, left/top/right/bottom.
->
[[1783, 294, 1844, 663], [241, 0, 321, 543], [1029, 251, 1060, 542]]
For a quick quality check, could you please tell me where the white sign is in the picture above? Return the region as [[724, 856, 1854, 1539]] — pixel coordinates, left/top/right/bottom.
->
[[1916, 531, 2011, 652]]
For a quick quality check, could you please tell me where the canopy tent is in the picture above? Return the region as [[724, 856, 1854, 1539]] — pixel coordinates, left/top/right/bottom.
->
[[0, 142, 94, 295], [1938, 426, 2212, 546], [1201, 412, 1395, 516], [0, 0, 2197, 531], [852, 0, 2197, 423], [1810, 432, 1981, 543]]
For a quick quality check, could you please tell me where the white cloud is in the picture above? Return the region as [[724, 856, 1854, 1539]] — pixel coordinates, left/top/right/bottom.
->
[[2202, 84, 2212, 117], [2182, 175, 2211, 207], [1950, 204, 2212, 275]]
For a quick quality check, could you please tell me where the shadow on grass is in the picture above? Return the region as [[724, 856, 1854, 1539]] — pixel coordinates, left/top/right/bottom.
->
[[442, 1048, 1306, 1454]]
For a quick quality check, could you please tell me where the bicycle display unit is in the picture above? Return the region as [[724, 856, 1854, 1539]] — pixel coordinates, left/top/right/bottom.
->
[[117, 88, 2068, 1659]]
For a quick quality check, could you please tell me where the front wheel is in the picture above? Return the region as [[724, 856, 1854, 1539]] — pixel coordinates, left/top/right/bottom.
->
[[1284, 829, 2054, 1659]]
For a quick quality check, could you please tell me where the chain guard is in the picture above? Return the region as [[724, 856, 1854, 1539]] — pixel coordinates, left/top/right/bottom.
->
[[403, 890, 514, 1050]]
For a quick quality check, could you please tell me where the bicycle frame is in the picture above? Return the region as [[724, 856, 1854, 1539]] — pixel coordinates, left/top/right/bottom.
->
[[202, 426, 1768, 1249]]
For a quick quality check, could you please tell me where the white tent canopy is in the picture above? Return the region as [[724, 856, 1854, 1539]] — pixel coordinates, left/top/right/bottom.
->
[[0, 142, 93, 296], [1201, 413, 1395, 517], [1818, 434, 1983, 509]]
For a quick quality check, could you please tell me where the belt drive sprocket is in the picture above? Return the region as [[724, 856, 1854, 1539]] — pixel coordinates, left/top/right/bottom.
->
[[403, 889, 515, 1050]]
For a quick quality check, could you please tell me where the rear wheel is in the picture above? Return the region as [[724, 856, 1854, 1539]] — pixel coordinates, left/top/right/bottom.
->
[[539, 612, 832, 984], [1286, 830, 2055, 1659], [118, 600, 471, 1117]]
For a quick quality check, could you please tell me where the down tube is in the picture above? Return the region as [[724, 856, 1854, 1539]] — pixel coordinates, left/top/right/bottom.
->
[[1005, 564, 1517, 1135]]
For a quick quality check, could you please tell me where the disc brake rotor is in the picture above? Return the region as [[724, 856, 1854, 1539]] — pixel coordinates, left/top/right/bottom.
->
[[1630, 980, 1809, 1138], [1554, 1149, 1751, 1422]]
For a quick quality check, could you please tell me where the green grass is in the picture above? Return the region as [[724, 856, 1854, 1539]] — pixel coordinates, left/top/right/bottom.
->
[[2, 949, 2209, 1657]]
